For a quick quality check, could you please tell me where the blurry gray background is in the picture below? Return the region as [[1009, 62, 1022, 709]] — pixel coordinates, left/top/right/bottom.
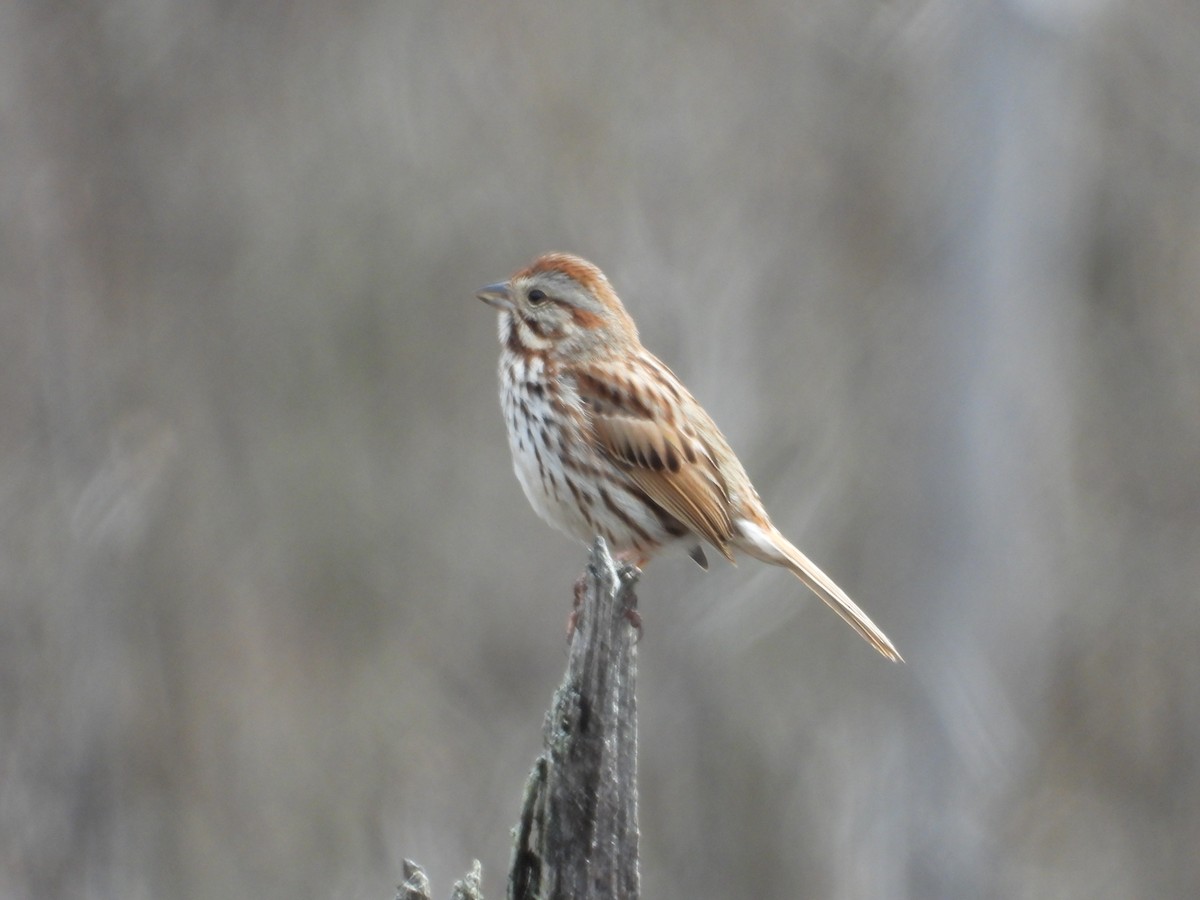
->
[[3, 1, 1198, 898]]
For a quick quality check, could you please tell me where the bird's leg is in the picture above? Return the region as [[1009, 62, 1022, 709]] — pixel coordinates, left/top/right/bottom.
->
[[613, 553, 645, 641], [566, 572, 588, 642], [567, 557, 644, 642], [621, 582, 642, 641]]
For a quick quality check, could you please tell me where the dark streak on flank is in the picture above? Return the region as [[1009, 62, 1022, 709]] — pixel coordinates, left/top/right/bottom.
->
[[626, 483, 687, 538], [598, 485, 654, 546], [567, 478, 587, 510]]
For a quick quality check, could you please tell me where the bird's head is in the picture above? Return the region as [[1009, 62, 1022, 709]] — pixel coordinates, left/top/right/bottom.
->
[[477, 252, 638, 358]]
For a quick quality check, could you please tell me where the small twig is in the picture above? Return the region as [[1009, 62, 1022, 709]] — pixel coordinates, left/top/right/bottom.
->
[[399, 859, 432, 900], [398, 859, 482, 900]]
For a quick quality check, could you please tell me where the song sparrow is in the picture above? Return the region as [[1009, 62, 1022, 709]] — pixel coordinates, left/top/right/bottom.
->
[[477, 252, 901, 661]]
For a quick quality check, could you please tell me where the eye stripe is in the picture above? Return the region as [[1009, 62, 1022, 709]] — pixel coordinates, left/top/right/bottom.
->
[[569, 306, 604, 330]]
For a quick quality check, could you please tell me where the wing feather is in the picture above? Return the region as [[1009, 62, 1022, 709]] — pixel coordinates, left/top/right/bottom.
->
[[575, 359, 736, 561]]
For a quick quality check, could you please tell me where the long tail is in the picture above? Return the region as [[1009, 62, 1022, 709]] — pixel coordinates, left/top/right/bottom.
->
[[735, 520, 903, 662]]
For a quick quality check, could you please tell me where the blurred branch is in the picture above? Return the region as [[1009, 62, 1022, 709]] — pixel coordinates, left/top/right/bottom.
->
[[404, 538, 641, 900]]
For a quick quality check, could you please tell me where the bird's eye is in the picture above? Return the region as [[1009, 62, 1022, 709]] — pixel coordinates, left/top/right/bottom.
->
[[528, 289, 548, 305]]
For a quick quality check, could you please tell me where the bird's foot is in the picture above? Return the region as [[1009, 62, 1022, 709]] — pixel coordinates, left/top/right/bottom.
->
[[622, 588, 642, 642], [566, 573, 587, 642], [566, 569, 642, 642]]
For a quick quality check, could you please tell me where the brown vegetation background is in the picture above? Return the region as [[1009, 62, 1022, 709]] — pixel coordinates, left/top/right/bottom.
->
[[3, 2, 1198, 897]]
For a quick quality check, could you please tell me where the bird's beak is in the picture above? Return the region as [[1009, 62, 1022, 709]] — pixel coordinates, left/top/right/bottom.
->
[[476, 282, 514, 311]]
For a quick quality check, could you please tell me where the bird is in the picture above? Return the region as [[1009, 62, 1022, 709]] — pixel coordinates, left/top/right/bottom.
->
[[476, 252, 901, 661]]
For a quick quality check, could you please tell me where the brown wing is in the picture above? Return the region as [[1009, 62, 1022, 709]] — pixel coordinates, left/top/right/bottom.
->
[[573, 357, 737, 561]]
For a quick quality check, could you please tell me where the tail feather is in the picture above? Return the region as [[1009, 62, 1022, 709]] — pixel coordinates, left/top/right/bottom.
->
[[734, 520, 903, 662]]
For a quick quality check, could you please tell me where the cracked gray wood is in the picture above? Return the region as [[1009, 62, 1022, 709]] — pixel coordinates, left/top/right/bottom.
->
[[401, 538, 641, 900], [509, 537, 641, 900]]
